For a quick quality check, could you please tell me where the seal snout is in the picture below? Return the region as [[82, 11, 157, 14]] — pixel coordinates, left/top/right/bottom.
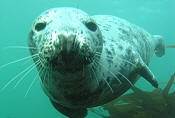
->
[[39, 33, 95, 70], [57, 34, 77, 54], [39, 34, 77, 61]]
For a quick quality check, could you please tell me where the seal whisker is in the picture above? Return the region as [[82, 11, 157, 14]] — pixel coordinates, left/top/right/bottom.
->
[[42, 67, 49, 88], [0, 61, 38, 91], [42, 66, 49, 85], [94, 51, 102, 55], [82, 64, 85, 77], [46, 67, 51, 85], [23, 8, 165, 117], [103, 77, 114, 93], [46, 69, 50, 85], [95, 53, 135, 87], [88, 57, 100, 86], [94, 60, 114, 93], [3, 46, 36, 50], [43, 65, 52, 84], [13, 60, 40, 89], [24, 66, 44, 98], [49, 65, 53, 81], [115, 70, 134, 87], [94, 55, 122, 85], [72, 34, 77, 51], [72, 36, 79, 51], [95, 52, 137, 68], [0, 54, 39, 70], [24, 74, 39, 98], [89, 68, 93, 85], [117, 57, 137, 67], [96, 57, 134, 87], [38, 66, 45, 83], [94, 45, 103, 48], [92, 58, 114, 93], [91, 62, 99, 87], [38, 58, 45, 68]]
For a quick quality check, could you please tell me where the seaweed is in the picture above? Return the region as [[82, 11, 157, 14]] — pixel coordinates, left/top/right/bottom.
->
[[93, 73, 175, 118]]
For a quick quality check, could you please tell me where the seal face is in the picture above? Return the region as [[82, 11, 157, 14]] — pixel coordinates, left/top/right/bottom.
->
[[28, 7, 165, 117], [29, 8, 103, 73]]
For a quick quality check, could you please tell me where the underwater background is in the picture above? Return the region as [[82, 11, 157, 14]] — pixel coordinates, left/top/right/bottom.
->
[[0, 0, 174, 118]]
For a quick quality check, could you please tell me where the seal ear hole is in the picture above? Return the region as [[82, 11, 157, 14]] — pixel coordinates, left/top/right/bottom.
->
[[85, 21, 97, 32], [35, 22, 46, 31]]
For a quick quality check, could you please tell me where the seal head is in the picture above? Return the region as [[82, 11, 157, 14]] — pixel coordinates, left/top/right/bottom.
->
[[28, 7, 165, 118], [29, 8, 103, 72]]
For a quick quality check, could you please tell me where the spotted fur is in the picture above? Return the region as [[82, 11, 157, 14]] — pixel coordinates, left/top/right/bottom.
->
[[28, 7, 165, 117]]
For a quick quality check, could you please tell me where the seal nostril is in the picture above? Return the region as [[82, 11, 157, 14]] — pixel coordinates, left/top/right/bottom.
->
[[35, 22, 46, 31]]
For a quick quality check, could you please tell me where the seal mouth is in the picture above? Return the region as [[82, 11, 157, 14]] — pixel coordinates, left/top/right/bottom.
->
[[49, 49, 95, 72], [37, 33, 96, 72], [38, 43, 95, 72]]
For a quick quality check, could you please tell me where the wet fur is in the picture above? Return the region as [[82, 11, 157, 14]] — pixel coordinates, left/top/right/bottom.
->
[[28, 7, 164, 117]]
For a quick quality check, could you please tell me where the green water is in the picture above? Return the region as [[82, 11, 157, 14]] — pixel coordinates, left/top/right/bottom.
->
[[0, 0, 175, 118]]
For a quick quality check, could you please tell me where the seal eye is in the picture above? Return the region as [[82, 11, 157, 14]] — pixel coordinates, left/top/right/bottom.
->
[[35, 22, 46, 31], [85, 21, 97, 32]]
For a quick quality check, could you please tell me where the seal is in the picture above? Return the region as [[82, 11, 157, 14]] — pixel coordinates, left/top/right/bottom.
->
[[28, 7, 165, 118]]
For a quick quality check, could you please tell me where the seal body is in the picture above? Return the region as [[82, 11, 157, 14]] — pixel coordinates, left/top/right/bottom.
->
[[28, 7, 165, 117]]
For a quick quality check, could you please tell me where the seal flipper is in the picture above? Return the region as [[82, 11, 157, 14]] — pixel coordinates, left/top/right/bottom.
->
[[153, 35, 165, 57], [138, 60, 158, 88], [50, 100, 87, 118]]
